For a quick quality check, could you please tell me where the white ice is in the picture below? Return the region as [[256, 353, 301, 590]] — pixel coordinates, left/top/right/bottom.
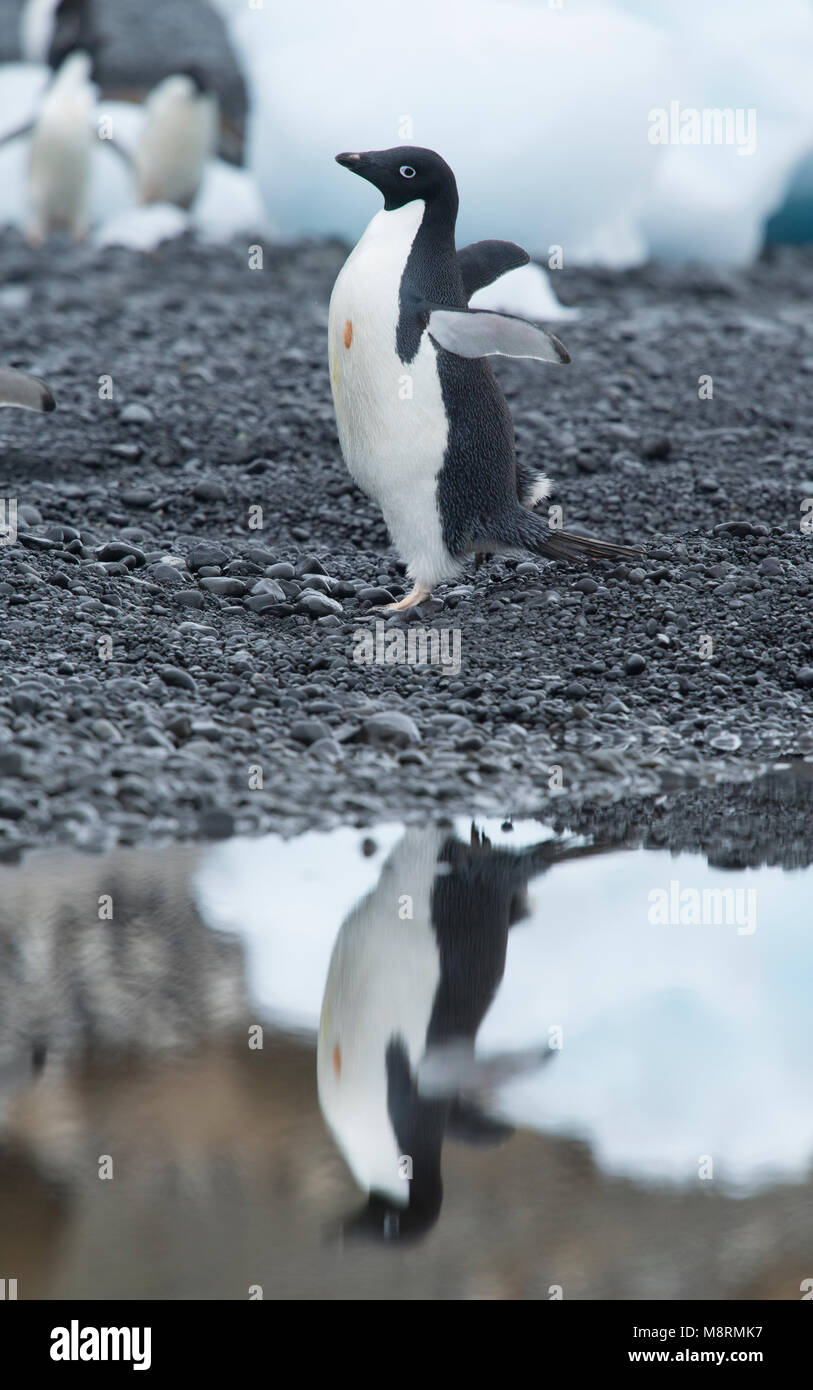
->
[[211, 0, 813, 268], [470, 263, 579, 323], [5, 0, 813, 285]]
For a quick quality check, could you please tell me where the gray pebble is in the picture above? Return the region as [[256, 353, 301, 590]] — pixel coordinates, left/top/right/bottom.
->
[[120, 402, 154, 424], [146, 563, 185, 587], [199, 808, 235, 840], [291, 719, 330, 745], [363, 711, 421, 747], [297, 590, 343, 617], [192, 480, 228, 502], [158, 665, 197, 693], [200, 577, 247, 597], [187, 545, 230, 570]]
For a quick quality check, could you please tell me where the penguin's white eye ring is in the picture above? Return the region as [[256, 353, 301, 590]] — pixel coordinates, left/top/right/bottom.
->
[[399, 165, 416, 179]]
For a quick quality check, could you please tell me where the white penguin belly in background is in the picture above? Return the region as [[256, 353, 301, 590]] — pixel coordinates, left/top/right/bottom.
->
[[328, 202, 460, 589], [27, 52, 94, 243], [134, 75, 217, 210]]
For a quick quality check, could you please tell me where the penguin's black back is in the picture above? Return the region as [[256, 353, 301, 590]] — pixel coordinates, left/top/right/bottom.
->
[[426, 836, 527, 1045], [396, 202, 523, 559], [357, 832, 534, 1243]]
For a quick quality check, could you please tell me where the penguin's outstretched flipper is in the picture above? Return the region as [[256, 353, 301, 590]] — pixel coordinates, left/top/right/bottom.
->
[[0, 120, 34, 151], [425, 304, 571, 365], [417, 1039, 554, 1100], [0, 367, 56, 412], [457, 239, 530, 300]]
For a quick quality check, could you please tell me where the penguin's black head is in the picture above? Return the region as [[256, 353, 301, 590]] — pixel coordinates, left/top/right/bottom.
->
[[176, 64, 210, 96], [335, 146, 458, 216], [341, 1186, 443, 1245], [49, 0, 99, 71]]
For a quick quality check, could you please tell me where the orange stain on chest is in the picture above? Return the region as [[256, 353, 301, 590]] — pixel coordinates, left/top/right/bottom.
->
[[343, 318, 353, 349], [333, 1043, 342, 1078]]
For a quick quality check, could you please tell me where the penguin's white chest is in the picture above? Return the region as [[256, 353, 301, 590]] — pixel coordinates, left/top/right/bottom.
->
[[317, 830, 445, 1202], [328, 203, 457, 585], [28, 87, 92, 234], [135, 87, 216, 208]]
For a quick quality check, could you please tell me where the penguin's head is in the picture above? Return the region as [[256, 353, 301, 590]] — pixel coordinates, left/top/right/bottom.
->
[[48, 0, 101, 72], [175, 64, 211, 97], [51, 46, 94, 88], [335, 146, 458, 215]]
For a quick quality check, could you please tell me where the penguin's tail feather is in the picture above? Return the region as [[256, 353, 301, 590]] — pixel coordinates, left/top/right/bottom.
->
[[539, 528, 639, 563], [513, 508, 639, 564], [518, 837, 634, 875]]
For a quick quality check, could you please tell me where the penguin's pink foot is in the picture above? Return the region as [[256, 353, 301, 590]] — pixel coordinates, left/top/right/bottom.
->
[[381, 584, 431, 611]]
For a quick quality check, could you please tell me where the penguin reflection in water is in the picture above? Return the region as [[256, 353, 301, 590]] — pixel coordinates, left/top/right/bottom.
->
[[329, 146, 637, 610], [318, 824, 604, 1242]]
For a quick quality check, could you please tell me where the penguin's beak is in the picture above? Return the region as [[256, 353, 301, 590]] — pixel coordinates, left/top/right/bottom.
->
[[335, 150, 398, 201]]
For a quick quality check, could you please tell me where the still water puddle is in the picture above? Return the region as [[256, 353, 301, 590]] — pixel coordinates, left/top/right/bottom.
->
[[1, 817, 811, 1299]]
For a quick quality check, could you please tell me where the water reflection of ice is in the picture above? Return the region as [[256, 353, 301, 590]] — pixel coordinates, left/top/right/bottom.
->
[[194, 823, 405, 1032], [195, 819, 813, 1191]]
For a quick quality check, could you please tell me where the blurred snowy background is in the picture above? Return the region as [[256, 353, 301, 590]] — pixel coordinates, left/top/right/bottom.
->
[[0, 0, 812, 262]]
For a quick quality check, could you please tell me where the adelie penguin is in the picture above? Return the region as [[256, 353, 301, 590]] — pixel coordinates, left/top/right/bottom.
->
[[0, 50, 97, 245], [318, 824, 608, 1242], [329, 146, 637, 610], [133, 68, 218, 211]]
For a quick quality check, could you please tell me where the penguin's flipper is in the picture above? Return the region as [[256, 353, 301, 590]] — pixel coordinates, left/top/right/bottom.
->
[[426, 306, 571, 365], [418, 1040, 554, 1099], [0, 368, 56, 413], [0, 120, 34, 151], [457, 239, 530, 300], [446, 1100, 515, 1147]]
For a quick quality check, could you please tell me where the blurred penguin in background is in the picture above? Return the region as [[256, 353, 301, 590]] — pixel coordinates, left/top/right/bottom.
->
[[2, 1, 102, 244], [133, 67, 218, 210], [26, 49, 97, 244]]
